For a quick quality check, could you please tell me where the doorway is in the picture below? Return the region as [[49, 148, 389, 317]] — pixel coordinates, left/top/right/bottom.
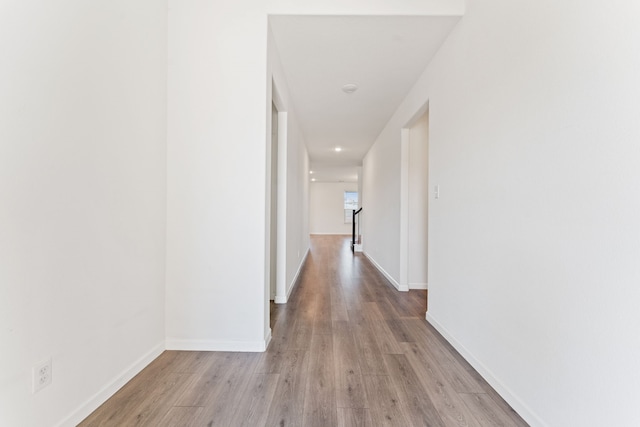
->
[[267, 82, 288, 332], [400, 103, 429, 308], [269, 102, 279, 301]]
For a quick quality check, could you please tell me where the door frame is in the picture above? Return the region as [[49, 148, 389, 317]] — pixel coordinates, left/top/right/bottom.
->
[[400, 101, 430, 293]]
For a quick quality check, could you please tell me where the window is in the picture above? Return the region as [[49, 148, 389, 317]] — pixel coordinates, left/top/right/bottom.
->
[[344, 191, 358, 223]]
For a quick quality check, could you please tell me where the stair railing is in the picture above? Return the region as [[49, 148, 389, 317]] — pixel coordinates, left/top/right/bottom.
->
[[351, 207, 363, 251]]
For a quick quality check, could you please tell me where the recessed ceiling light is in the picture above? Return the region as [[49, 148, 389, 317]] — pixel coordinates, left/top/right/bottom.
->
[[334, 147, 342, 152], [342, 83, 358, 94], [309, 170, 314, 174], [311, 178, 316, 182]]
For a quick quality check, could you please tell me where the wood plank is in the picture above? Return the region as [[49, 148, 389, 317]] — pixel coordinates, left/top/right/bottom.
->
[[289, 290, 316, 349], [383, 353, 445, 427], [478, 384, 530, 426], [346, 308, 368, 326], [330, 285, 350, 321], [460, 393, 524, 427], [370, 319, 404, 355], [313, 287, 333, 335], [229, 373, 279, 426], [195, 353, 259, 427], [289, 317, 314, 350], [255, 326, 295, 374], [402, 319, 485, 394], [157, 406, 203, 427], [337, 408, 373, 427], [79, 353, 185, 426], [333, 321, 368, 409], [362, 375, 411, 427], [362, 302, 385, 322], [175, 352, 237, 406], [116, 373, 195, 426], [394, 293, 425, 318], [401, 342, 482, 427], [375, 297, 403, 319], [303, 333, 337, 427], [385, 319, 417, 343], [170, 350, 217, 374], [265, 350, 310, 426], [352, 320, 387, 375]]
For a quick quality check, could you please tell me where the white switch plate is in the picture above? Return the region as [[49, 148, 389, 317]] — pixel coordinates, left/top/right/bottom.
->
[[434, 185, 440, 199]]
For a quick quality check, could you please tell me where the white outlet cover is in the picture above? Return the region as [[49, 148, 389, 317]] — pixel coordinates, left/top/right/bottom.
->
[[32, 358, 52, 393]]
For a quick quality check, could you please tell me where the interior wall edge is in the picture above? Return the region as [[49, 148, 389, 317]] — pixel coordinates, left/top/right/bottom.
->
[[426, 312, 548, 427], [362, 251, 408, 292], [277, 246, 310, 305], [55, 342, 165, 427]]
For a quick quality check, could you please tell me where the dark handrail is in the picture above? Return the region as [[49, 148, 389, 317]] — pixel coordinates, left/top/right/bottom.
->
[[351, 208, 363, 250]]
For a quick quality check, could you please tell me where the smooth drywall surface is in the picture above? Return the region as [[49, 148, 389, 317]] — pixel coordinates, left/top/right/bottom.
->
[[269, 23, 310, 305], [0, 1, 168, 426], [310, 182, 358, 235], [408, 110, 429, 288], [267, 0, 463, 16], [166, 0, 463, 352], [166, 1, 270, 350], [365, 1, 640, 425], [284, 121, 310, 298], [362, 127, 402, 283]]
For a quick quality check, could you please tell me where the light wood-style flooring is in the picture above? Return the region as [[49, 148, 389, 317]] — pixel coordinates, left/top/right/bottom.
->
[[80, 235, 528, 426]]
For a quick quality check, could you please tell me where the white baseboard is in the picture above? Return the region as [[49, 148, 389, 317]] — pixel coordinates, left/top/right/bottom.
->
[[409, 282, 428, 290], [275, 247, 309, 304], [426, 313, 548, 427], [165, 338, 269, 352], [56, 341, 165, 427], [363, 251, 408, 292]]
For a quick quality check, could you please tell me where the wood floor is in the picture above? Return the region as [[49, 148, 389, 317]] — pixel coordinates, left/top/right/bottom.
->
[[80, 235, 528, 427]]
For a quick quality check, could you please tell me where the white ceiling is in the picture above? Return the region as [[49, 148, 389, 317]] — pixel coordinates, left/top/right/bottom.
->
[[309, 165, 359, 183], [269, 15, 461, 182]]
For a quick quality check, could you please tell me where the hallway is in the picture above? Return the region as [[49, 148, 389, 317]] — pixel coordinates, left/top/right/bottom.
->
[[80, 235, 528, 426]]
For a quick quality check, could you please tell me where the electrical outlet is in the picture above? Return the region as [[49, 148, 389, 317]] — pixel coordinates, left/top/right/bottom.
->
[[32, 358, 52, 393]]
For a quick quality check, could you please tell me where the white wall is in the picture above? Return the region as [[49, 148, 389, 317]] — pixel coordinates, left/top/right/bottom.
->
[[165, 1, 270, 351], [363, 1, 640, 426], [269, 24, 311, 305], [362, 127, 402, 282], [0, 1, 168, 426], [310, 182, 358, 235], [408, 110, 429, 289], [165, 0, 464, 351], [282, 120, 310, 301]]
